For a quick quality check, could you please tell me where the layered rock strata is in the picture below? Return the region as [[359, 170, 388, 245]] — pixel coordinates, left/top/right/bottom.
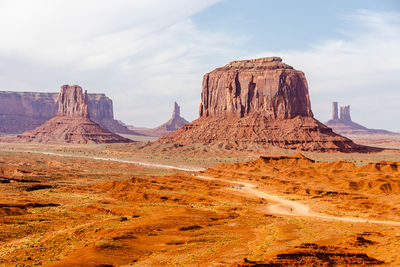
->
[[158, 57, 367, 152], [199, 57, 313, 119], [0, 91, 136, 134], [16, 85, 132, 144]]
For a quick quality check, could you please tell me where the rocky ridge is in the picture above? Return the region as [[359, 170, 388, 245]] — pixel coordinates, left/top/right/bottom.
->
[[16, 85, 132, 144], [158, 57, 368, 152]]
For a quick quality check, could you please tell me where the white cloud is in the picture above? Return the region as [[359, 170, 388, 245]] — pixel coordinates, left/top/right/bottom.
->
[[1, 4, 398, 132], [253, 10, 400, 132], [0, 0, 220, 66], [0, 0, 236, 127]]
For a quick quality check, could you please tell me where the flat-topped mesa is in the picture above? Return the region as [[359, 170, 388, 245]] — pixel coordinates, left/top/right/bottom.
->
[[221, 57, 293, 71], [57, 85, 89, 118], [199, 57, 313, 119], [158, 57, 372, 152]]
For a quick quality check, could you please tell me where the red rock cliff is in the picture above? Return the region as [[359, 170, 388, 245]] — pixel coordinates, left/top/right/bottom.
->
[[158, 57, 370, 152], [199, 57, 313, 119], [0, 90, 134, 134], [57, 85, 89, 118], [15, 85, 132, 144]]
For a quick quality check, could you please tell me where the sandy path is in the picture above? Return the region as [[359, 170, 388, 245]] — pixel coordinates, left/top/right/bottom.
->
[[4, 148, 400, 226], [197, 176, 400, 226], [6, 149, 204, 172]]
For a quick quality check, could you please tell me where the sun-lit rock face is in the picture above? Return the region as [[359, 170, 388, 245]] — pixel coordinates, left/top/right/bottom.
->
[[16, 85, 132, 144], [158, 57, 369, 152], [0, 90, 132, 134], [199, 57, 313, 119], [57, 85, 90, 118]]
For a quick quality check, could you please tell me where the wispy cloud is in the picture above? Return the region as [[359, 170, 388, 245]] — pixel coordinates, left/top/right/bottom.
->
[[254, 10, 400, 131], [0, 3, 398, 132], [0, 0, 234, 126]]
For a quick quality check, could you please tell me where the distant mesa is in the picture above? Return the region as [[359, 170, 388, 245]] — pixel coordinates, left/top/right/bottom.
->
[[0, 90, 139, 135], [130, 102, 189, 137], [325, 102, 400, 136], [158, 57, 369, 152], [16, 85, 133, 144]]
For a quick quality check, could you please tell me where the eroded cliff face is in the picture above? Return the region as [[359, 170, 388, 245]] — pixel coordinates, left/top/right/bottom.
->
[[199, 57, 313, 119], [16, 85, 132, 144], [57, 85, 89, 118], [0, 92, 58, 133], [158, 57, 368, 152], [0, 90, 128, 134], [88, 94, 114, 120]]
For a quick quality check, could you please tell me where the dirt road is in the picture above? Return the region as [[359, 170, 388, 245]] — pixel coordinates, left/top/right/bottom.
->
[[197, 175, 400, 226], [5, 148, 400, 226]]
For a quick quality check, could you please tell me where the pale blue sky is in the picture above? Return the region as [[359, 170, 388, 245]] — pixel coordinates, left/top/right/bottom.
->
[[0, 0, 399, 131], [194, 0, 398, 51]]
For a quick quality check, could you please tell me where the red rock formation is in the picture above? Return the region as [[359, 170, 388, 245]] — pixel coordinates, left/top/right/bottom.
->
[[57, 85, 90, 118], [0, 91, 138, 135], [0, 91, 58, 133], [326, 102, 400, 136], [199, 57, 313, 119], [16, 85, 132, 144], [158, 57, 368, 152], [133, 102, 189, 137]]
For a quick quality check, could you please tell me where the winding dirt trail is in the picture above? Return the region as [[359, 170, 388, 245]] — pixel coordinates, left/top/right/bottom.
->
[[4, 148, 400, 226], [7, 149, 203, 171], [197, 176, 400, 226]]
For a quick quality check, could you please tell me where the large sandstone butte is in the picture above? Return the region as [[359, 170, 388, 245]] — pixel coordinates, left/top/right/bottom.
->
[[326, 102, 400, 136], [0, 90, 137, 134], [16, 85, 132, 144], [158, 57, 367, 152], [131, 102, 189, 137]]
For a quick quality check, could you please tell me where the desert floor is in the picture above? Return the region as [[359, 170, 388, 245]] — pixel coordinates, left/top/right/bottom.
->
[[0, 142, 400, 266]]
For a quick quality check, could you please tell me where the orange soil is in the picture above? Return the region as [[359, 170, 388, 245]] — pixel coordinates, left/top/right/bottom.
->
[[1, 148, 400, 266]]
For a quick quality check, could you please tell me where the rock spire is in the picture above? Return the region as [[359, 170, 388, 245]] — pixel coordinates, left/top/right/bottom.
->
[[16, 85, 132, 144], [57, 85, 89, 118]]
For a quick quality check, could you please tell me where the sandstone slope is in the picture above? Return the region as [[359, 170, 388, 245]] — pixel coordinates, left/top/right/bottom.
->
[[16, 85, 132, 144], [158, 57, 367, 152]]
